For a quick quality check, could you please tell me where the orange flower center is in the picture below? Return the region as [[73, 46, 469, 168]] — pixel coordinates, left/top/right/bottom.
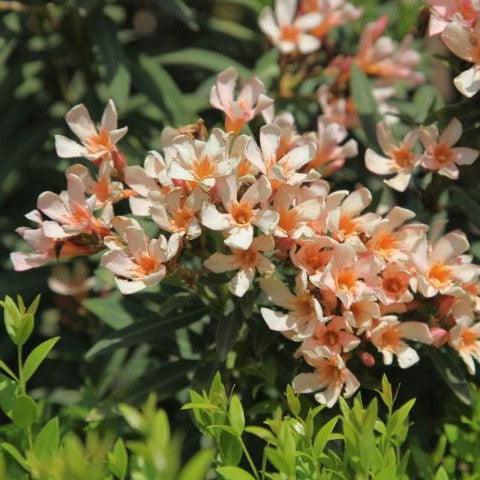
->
[[369, 232, 397, 256], [92, 176, 111, 203], [303, 246, 332, 272], [432, 143, 455, 166], [317, 358, 343, 385], [378, 326, 401, 350], [392, 147, 414, 169], [278, 208, 299, 235], [338, 214, 358, 238], [289, 293, 315, 319], [233, 248, 258, 269], [461, 328, 478, 349], [171, 206, 194, 231], [136, 254, 161, 275], [336, 268, 357, 291], [428, 262, 452, 288], [64, 204, 92, 227], [230, 201, 254, 225], [192, 156, 216, 180], [281, 25, 300, 43], [317, 329, 339, 348], [382, 275, 406, 297], [86, 129, 115, 155]]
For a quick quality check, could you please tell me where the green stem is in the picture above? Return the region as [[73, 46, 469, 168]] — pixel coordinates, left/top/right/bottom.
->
[[17, 345, 25, 394], [240, 437, 260, 480]]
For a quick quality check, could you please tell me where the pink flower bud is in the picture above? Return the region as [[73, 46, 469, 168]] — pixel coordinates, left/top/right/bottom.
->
[[359, 352, 375, 367], [430, 327, 449, 347]]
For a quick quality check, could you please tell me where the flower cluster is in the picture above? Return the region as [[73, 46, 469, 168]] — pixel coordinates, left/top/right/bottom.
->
[[10, 2, 480, 407]]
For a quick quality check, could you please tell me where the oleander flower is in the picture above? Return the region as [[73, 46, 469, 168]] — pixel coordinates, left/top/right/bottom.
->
[[259, 0, 323, 54], [204, 235, 275, 297], [449, 314, 480, 374], [420, 118, 478, 179], [365, 122, 421, 191], [370, 316, 432, 368], [55, 99, 127, 165], [48, 260, 95, 299], [210, 67, 273, 133], [428, 0, 479, 36]]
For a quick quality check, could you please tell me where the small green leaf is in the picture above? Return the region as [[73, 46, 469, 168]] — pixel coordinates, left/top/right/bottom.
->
[[23, 337, 60, 382], [108, 438, 128, 480], [228, 395, 245, 436], [216, 466, 256, 480], [1, 442, 29, 472], [314, 416, 338, 456], [179, 448, 214, 480], [154, 0, 198, 30], [285, 385, 301, 417], [434, 466, 449, 480], [34, 417, 59, 461], [215, 309, 242, 361], [0, 358, 17, 381], [11, 395, 37, 429], [0, 374, 17, 418]]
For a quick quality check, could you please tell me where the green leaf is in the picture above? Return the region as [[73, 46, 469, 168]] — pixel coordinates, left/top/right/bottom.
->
[[23, 336, 60, 382], [34, 417, 59, 461], [314, 416, 338, 456], [156, 48, 250, 77], [86, 307, 207, 359], [83, 294, 135, 329], [154, 0, 198, 30], [285, 385, 301, 417], [0, 374, 17, 418], [228, 395, 245, 436], [108, 438, 128, 480], [216, 466, 256, 480], [0, 358, 17, 381], [215, 309, 242, 361], [136, 55, 191, 126], [1, 442, 29, 472], [450, 186, 480, 231], [350, 64, 379, 149], [179, 448, 215, 480], [11, 395, 37, 429], [427, 347, 471, 405], [434, 466, 449, 480]]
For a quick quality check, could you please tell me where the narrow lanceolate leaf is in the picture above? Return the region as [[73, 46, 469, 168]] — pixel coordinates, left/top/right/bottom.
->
[[228, 395, 245, 435], [86, 307, 207, 359], [350, 64, 379, 150], [1, 442, 30, 472], [154, 0, 199, 30], [23, 336, 60, 382], [135, 55, 191, 126], [215, 309, 242, 361], [108, 438, 128, 480], [427, 347, 471, 405], [0, 358, 17, 381], [178, 448, 215, 480], [156, 48, 250, 77], [34, 417, 59, 461]]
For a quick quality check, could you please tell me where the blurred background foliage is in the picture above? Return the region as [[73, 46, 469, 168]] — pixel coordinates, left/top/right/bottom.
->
[[2, 0, 480, 470]]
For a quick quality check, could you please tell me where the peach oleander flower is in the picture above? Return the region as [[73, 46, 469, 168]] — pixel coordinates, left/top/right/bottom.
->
[[442, 18, 480, 96], [48, 260, 95, 299], [299, 0, 362, 37], [293, 347, 360, 407], [297, 315, 360, 355], [420, 118, 479, 179], [365, 122, 421, 192], [449, 314, 480, 374], [342, 297, 380, 334], [101, 225, 181, 295], [260, 272, 324, 340], [304, 117, 358, 173], [412, 231, 473, 297], [36, 173, 112, 240], [259, 0, 323, 54], [151, 188, 206, 240], [210, 67, 273, 133], [427, 0, 479, 36], [55, 99, 127, 165], [201, 175, 277, 250], [204, 235, 275, 297], [125, 151, 174, 216], [245, 124, 319, 187], [370, 316, 432, 368], [168, 129, 236, 192]]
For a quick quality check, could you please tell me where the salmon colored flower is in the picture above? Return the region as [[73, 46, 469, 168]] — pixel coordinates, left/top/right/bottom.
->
[[449, 315, 480, 373], [342, 297, 380, 334], [246, 124, 318, 187], [151, 188, 206, 240], [125, 151, 174, 216], [168, 129, 236, 191], [298, 315, 360, 355], [441, 18, 480, 96], [293, 347, 360, 407], [420, 118, 479, 178], [204, 235, 275, 297], [260, 272, 323, 340], [365, 122, 421, 191], [101, 226, 181, 295], [201, 175, 277, 250], [413, 231, 471, 297], [55, 99, 127, 165], [370, 316, 432, 368], [304, 117, 358, 172], [427, 0, 479, 36], [210, 68, 273, 133], [48, 260, 95, 299], [259, 0, 323, 54]]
